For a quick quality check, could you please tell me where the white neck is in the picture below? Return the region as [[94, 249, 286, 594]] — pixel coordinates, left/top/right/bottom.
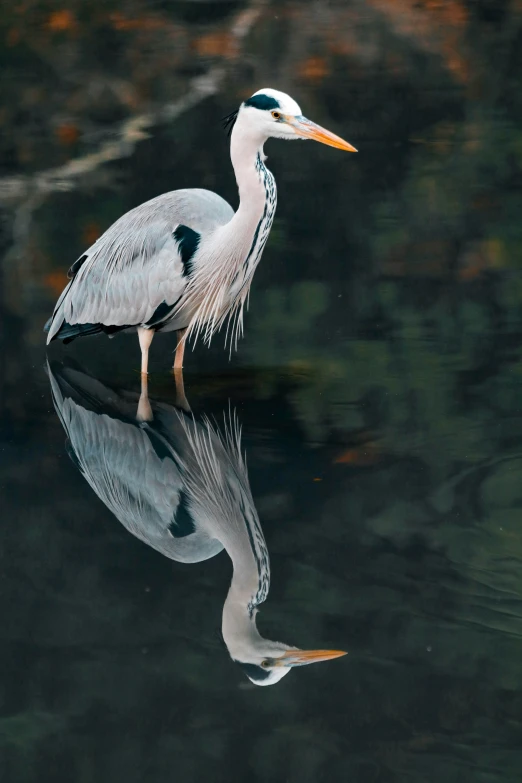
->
[[221, 542, 267, 662], [217, 498, 271, 661], [180, 114, 278, 346], [231, 121, 272, 214], [216, 116, 277, 273]]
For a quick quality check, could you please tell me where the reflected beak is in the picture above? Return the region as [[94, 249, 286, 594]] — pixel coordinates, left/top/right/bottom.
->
[[289, 116, 357, 152], [274, 649, 347, 667]]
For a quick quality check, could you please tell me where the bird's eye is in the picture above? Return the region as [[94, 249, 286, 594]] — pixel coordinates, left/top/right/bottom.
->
[[261, 659, 270, 668], [271, 111, 281, 120]]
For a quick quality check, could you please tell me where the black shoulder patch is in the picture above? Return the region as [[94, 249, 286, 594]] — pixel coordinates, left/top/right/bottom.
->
[[244, 94, 280, 112], [145, 429, 173, 462], [68, 254, 88, 279], [168, 490, 196, 538], [173, 225, 200, 278], [234, 661, 271, 682]]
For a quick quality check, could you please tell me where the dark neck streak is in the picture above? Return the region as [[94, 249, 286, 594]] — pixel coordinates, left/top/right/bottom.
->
[[237, 494, 270, 618], [244, 154, 277, 275]]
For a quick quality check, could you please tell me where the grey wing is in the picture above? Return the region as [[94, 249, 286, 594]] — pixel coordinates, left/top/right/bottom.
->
[[46, 188, 234, 342], [49, 368, 224, 563]]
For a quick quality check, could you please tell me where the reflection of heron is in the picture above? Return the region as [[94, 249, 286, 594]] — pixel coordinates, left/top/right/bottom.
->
[[45, 88, 356, 373], [48, 363, 346, 686]]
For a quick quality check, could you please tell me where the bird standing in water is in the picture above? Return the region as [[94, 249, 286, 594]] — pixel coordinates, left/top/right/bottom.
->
[[45, 88, 356, 373]]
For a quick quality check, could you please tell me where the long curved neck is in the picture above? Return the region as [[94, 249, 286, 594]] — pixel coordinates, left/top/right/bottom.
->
[[220, 504, 271, 660], [232, 126, 274, 216], [182, 119, 277, 345], [212, 122, 277, 276]]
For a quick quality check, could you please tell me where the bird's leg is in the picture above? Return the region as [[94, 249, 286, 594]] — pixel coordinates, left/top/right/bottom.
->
[[173, 329, 190, 410], [173, 328, 187, 371], [136, 371, 153, 423], [173, 368, 191, 412], [138, 326, 154, 375]]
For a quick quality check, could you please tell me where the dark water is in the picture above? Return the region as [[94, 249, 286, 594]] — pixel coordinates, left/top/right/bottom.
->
[[3, 0, 522, 780]]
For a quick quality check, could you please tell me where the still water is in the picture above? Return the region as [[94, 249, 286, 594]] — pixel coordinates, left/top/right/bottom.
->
[[2, 0, 522, 780]]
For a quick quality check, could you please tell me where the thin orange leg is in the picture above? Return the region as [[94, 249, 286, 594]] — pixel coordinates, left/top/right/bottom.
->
[[173, 368, 190, 412], [173, 328, 187, 371], [138, 326, 154, 375], [136, 371, 153, 422]]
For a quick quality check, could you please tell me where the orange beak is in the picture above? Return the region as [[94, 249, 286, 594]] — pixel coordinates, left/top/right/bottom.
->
[[289, 115, 357, 152], [273, 649, 347, 667]]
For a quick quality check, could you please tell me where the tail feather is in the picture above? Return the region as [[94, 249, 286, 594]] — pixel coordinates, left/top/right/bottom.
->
[[44, 309, 103, 343], [45, 280, 73, 344], [54, 321, 104, 344], [44, 276, 129, 344], [46, 360, 133, 417]]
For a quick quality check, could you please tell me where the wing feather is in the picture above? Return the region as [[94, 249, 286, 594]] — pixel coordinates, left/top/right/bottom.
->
[[46, 189, 234, 342], [48, 364, 225, 563]]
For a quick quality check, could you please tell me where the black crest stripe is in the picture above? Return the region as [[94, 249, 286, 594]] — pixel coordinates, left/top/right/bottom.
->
[[244, 94, 281, 111]]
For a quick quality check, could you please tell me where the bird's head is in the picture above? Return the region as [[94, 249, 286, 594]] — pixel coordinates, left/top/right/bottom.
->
[[225, 87, 357, 153], [232, 639, 347, 687]]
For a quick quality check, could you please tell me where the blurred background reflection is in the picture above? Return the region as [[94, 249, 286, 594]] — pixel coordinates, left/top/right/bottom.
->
[[2, 0, 522, 781]]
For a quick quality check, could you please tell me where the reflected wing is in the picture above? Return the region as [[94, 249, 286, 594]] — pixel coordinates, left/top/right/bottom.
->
[[46, 188, 234, 341], [48, 364, 224, 563]]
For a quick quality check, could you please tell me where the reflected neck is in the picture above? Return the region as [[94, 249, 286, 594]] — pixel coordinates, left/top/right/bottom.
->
[[220, 507, 271, 660], [222, 591, 265, 661]]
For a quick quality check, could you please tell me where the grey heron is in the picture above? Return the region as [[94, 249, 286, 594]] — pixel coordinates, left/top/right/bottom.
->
[[44, 88, 356, 373], [48, 362, 346, 686]]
